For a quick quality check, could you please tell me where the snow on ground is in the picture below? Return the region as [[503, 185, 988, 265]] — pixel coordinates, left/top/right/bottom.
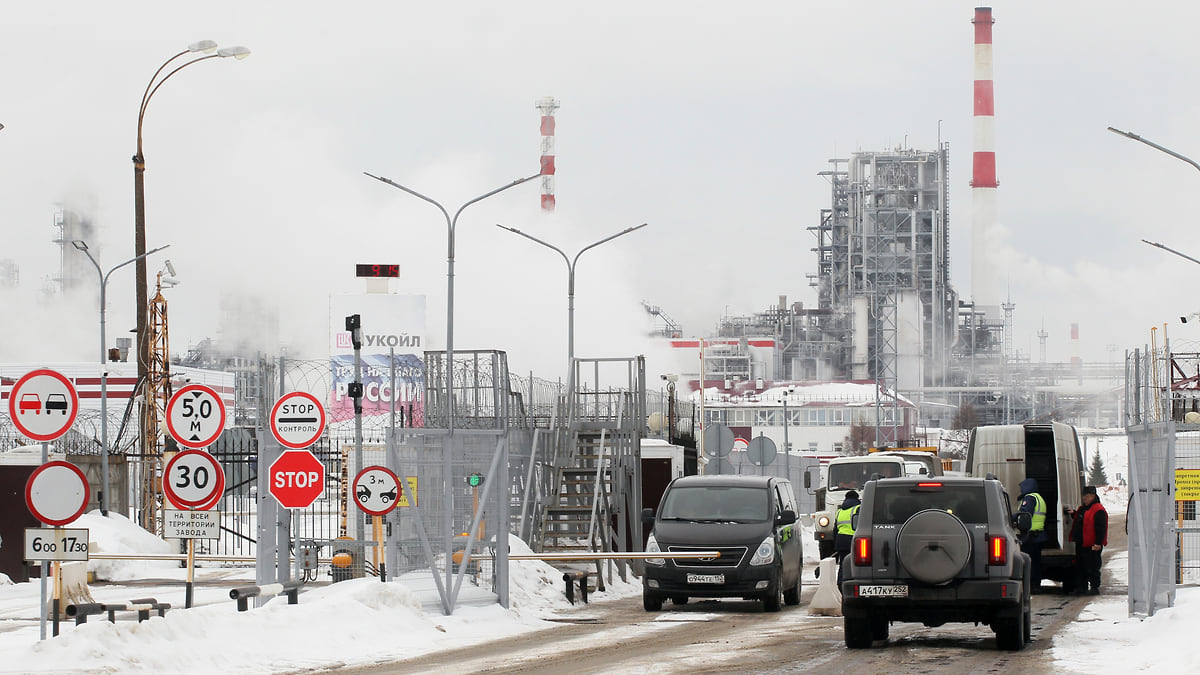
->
[[0, 429, 1186, 673], [0, 511, 642, 674]]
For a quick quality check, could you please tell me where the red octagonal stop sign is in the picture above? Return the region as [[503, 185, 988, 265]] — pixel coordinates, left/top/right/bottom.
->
[[268, 450, 325, 509]]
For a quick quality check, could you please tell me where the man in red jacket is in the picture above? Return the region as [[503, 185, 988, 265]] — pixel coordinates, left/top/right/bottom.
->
[[1069, 486, 1108, 595]]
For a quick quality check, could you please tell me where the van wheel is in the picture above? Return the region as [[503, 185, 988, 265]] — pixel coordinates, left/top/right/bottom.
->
[[643, 592, 663, 612], [763, 568, 783, 612], [783, 564, 802, 606]]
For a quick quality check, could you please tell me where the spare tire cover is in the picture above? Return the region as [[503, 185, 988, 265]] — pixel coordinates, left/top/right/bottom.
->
[[896, 509, 972, 585]]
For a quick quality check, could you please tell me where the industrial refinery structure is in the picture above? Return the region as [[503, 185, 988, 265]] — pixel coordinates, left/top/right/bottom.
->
[[660, 7, 1122, 438]]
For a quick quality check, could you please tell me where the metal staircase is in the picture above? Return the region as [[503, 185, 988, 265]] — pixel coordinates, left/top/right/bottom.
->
[[532, 356, 646, 587], [539, 430, 613, 554]]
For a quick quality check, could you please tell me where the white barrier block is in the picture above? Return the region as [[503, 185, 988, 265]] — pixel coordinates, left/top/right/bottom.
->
[[808, 557, 842, 616], [46, 561, 94, 618]]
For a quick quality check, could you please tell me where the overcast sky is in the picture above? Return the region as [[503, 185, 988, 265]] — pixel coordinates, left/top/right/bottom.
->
[[3, 1, 1198, 382]]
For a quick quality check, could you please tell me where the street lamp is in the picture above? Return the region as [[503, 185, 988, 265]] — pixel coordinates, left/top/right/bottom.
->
[[494, 223, 648, 392], [364, 170, 539, 602], [73, 240, 170, 515], [133, 41, 250, 456]]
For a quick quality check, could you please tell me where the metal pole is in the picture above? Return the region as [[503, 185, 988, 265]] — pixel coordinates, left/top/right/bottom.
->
[[782, 397, 790, 481], [74, 242, 168, 515], [134, 43, 249, 471], [39, 440, 47, 641], [495, 223, 648, 396]]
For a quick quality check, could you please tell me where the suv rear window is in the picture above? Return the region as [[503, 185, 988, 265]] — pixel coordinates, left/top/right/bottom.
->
[[660, 486, 769, 523], [871, 484, 988, 524], [829, 462, 904, 490]]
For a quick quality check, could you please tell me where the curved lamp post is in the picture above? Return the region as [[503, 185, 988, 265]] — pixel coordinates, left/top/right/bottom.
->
[[133, 41, 249, 453], [73, 240, 170, 515], [1107, 126, 1200, 266], [494, 223, 647, 394], [364, 170, 539, 612]]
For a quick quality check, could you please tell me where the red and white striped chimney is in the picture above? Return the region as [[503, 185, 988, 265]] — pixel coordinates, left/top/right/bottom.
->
[[536, 97, 559, 211], [971, 7, 1001, 311]]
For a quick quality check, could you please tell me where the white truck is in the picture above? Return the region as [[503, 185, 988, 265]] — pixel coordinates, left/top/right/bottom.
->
[[809, 453, 908, 560]]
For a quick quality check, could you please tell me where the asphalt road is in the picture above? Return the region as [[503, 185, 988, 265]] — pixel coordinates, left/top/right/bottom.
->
[[338, 513, 1127, 675]]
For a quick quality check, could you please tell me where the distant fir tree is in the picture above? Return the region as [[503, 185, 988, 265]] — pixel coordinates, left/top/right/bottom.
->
[[952, 403, 979, 430], [1087, 449, 1109, 487]]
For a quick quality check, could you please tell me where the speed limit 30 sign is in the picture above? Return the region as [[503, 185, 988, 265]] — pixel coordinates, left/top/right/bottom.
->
[[166, 384, 227, 448], [163, 450, 225, 511]]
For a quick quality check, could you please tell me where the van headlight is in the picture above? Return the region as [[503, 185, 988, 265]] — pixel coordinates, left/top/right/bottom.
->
[[749, 536, 776, 566], [645, 534, 665, 566], [817, 514, 831, 528]]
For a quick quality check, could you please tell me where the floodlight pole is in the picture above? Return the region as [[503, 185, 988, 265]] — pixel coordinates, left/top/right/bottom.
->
[[495, 223, 648, 396], [364, 170, 539, 611], [1108, 127, 1200, 268], [74, 241, 170, 515]]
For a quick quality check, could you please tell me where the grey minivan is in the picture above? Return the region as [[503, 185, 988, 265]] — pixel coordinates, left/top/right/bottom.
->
[[641, 475, 802, 612]]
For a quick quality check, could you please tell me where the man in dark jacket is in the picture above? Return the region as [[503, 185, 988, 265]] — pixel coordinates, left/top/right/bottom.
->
[[834, 490, 861, 587], [1018, 477, 1048, 593], [1069, 486, 1108, 595]]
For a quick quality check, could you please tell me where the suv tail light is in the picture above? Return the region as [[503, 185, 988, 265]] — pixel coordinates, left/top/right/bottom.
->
[[988, 535, 1007, 565], [853, 536, 872, 566]]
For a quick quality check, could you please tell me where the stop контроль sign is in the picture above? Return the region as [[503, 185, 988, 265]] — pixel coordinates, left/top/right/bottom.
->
[[269, 391, 326, 449], [268, 450, 325, 509]]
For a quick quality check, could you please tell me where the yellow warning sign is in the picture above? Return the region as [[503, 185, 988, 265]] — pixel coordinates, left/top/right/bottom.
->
[[1175, 469, 1200, 501], [397, 476, 418, 507]]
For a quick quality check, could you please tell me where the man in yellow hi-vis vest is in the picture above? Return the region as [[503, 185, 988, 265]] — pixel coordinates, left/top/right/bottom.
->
[[834, 490, 861, 586], [1018, 477, 1048, 593]]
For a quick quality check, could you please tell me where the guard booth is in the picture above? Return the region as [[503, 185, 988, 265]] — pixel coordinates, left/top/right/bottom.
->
[[0, 447, 58, 582], [640, 439, 686, 546]]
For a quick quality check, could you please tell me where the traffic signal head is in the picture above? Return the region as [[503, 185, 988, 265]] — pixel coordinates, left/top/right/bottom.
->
[[466, 473, 485, 488]]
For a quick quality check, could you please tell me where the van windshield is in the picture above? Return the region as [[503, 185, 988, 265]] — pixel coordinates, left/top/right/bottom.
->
[[829, 462, 903, 490], [659, 486, 769, 523]]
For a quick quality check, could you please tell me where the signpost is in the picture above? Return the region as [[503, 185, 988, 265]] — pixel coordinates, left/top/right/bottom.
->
[[163, 450, 225, 511], [703, 423, 735, 475], [8, 369, 79, 442], [269, 451, 326, 509], [353, 466, 400, 581], [166, 384, 227, 448], [161, 450, 225, 607], [23, 459, 89, 638], [270, 391, 326, 449]]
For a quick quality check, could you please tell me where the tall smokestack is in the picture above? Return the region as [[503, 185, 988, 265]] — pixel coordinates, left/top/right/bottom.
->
[[536, 97, 559, 212], [971, 7, 1001, 313]]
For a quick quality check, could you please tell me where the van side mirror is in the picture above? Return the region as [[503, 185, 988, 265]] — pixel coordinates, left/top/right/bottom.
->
[[641, 507, 656, 525], [851, 511, 860, 530], [804, 472, 811, 489], [777, 509, 797, 526], [1013, 512, 1032, 531]]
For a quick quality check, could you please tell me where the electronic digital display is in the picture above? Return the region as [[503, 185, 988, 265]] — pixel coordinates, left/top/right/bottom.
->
[[355, 264, 399, 278]]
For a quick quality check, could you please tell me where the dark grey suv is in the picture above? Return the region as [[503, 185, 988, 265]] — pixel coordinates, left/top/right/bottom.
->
[[840, 476, 1032, 650]]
